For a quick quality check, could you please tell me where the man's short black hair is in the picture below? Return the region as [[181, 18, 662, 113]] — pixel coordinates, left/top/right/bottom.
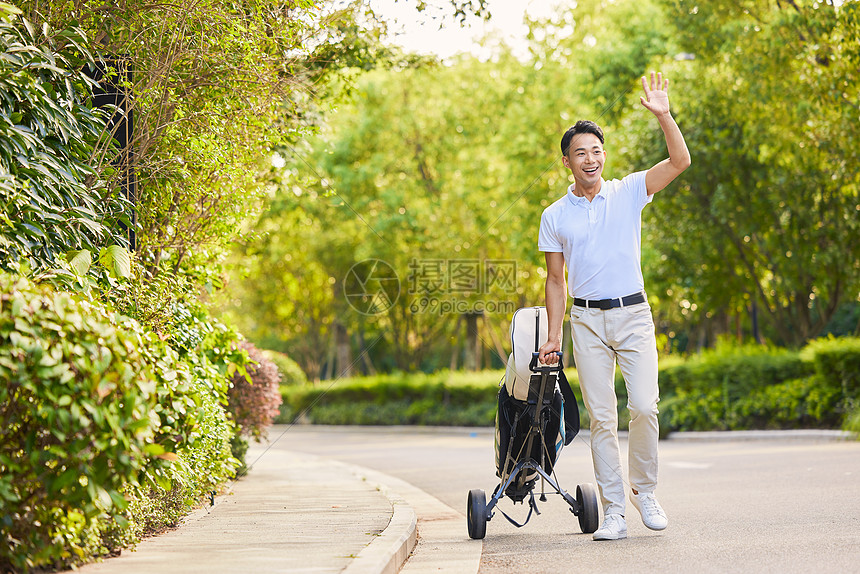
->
[[561, 120, 605, 157]]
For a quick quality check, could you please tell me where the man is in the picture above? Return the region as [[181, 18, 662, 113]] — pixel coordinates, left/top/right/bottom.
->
[[537, 72, 691, 541]]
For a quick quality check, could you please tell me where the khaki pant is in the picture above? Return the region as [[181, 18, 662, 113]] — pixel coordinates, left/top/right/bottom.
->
[[569, 301, 659, 516]]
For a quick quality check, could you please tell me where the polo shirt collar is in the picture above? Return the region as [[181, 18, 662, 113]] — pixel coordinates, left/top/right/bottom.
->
[[566, 180, 607, 206]]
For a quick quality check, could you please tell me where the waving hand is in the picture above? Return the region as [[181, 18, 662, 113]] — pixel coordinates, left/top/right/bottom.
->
[[640, 71, 691, 195], [640, 71, 671, 117]]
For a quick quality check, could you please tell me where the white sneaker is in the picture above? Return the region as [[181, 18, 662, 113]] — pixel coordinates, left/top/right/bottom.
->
[[631, 492, 668, 531], [592, 513, 627, 540]]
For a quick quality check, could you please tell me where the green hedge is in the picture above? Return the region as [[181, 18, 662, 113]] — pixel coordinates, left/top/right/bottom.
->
[[1, 274, 166, 569], [278, 371, 507, 426], [261, 349, 307, 386], [277, 340, 860, 435], [657, 340, 858, 432], [657, 345, 812, 397], [0, 273, 241, 571], [277, 370, 593, 428], [656, 345, 811, 431], [803, 337, 860, 406]]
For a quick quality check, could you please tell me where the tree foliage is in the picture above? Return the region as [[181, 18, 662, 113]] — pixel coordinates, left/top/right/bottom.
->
[[221, 54, 554, 375], [0, 6, 128, 276], [638, 0, 860, 346], [13, 0, 392, 293], [224, 0, 860, 376], [219, 0, 687, 374]]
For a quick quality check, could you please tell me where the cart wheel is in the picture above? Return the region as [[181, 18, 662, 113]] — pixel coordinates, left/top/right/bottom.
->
[[467, 489, 487, 539], [576, 483, 599, 534]]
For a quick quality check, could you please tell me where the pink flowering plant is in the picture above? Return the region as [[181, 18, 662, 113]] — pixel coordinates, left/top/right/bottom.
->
[[227, 342, 283, 440]]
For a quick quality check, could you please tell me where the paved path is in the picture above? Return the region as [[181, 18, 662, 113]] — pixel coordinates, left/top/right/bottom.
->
[[276, 426, 860, 574], [77, 426, 857, 574], [78, 445, 415, 574]]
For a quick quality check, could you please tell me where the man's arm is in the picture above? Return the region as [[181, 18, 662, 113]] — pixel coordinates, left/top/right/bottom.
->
[[641, 71, 692, 196], [538, 251, 566, 365]]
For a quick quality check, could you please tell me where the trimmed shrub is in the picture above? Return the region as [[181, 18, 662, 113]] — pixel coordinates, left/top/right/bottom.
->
[[0, 272, 242, 570], [98, 362, 239, 555], [165, 300, 249, 397], [277, 371, 502, 426], [273, 341, 860, 433], [228, 342, 283, 439], [658, 344, 812, 397], [658, 344, 813, 431], [845, 406, 860, 436], [0, 274, 163, 570], [262, 349, 307, 386], [273, 340, 860, 433], [100, 376, 238, 552], [802, 336, 860, 414], [733, 375, 843, 429], [276, 370, 590, 429], [107, 303, 243, 547], [657, 339, 860, 432]]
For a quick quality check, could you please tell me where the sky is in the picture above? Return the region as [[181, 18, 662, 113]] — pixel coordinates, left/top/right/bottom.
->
[[368, 0, 564, 60]]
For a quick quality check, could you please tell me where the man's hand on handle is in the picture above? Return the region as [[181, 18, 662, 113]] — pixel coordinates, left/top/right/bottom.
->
[[538, 339, 562, 366]]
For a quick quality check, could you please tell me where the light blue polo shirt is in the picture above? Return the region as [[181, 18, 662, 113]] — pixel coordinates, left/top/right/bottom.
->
[[538, 171, 652, 300]]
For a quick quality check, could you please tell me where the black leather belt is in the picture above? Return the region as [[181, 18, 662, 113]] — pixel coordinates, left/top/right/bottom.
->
[[573, 291, 646, 310]]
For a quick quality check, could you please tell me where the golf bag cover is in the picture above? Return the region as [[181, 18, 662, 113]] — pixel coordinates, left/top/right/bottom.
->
[[504, 306, 548, 401], [503, 306, 579, 443]]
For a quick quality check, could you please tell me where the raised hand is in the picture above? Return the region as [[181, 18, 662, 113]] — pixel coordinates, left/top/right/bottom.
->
[[641, 70, 691, 194], [640, 71, 671, 117]]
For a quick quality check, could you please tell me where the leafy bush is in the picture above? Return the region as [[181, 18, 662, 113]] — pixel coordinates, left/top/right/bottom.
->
[[658, 344, 814, 431], [100, 379, 238, 552], [658, 344, 812, 397], [276, 370, 584, 427], [165, 299, 249, 394], [274, 341, 860, 434], [802, 336, 860, 414], [228, 342, 283, 439], [0, 2, 333, 568], [116, 300, 245, 537], [0, 273, 163, 571], [732, 376, 842, 429], [0, 9, 129, 275], [845, 405, 860, 437], [262, 349, 307, 386], [96, 361, 239, 561], [0, 271, 243, 570], [657, 340, 860, 432], [305, 400, 499, 427]]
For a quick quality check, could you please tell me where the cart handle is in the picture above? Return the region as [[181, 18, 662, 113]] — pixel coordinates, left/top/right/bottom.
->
[[529, 352, 563, 373]]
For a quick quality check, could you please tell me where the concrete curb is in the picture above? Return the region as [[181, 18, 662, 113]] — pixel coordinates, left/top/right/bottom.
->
[[351, 466, 482, 574], [664, 429, 857, 442], [341, 468, 417, 574]]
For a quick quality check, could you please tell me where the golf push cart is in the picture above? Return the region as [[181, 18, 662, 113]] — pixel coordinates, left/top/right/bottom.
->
[[467, 306, 600, 539]]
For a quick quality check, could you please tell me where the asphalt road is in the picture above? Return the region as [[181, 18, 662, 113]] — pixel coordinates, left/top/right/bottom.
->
[[259, 425, 860, 574]]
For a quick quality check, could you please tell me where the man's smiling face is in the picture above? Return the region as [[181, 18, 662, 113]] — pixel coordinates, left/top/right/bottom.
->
[[562, 133, 606, 187]]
